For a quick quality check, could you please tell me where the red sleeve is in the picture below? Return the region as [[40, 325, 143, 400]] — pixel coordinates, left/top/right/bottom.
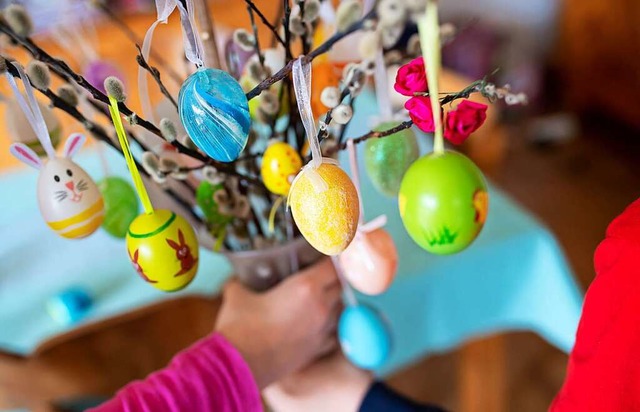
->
[[89, 333, 263, 412], [551, 198, 640, 411]]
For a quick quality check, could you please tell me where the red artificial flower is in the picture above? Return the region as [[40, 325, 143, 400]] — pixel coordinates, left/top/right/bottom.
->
[[394, 57, 428, 97], [404, 96, 435, 133], [444, 100, 488, 145]]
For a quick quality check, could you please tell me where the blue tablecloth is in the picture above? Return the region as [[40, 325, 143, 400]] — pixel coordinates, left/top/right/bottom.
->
[[0, 92, 583, 376]]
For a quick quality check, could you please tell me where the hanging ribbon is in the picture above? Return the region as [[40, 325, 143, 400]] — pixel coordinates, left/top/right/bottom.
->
[[138, 0, 178, 124], [346, 139, 387, 271], [107, 96, 154, 215], [176, 0, 205, 67], [5, 64, 55, 159], [331, 255, 358, 307], [418, 0, 444, 154], [374, 49, 393, 122], [289, 57, 331, 193], [138, 0, 205, 123]]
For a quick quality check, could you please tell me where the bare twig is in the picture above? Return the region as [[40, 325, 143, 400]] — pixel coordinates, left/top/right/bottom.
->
[[243, 0, 287, 49]]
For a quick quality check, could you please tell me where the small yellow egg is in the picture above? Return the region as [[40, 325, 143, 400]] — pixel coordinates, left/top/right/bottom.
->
[[126, 209, 199, 292], [289, 162, 360, 255], [261, 141, 303, 195]]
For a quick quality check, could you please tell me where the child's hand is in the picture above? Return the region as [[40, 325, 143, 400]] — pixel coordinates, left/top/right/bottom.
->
[[264, 350, 373, 412], [215, 258, 343, 389]]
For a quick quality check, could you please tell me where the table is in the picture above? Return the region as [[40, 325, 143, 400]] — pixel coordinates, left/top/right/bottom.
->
[[0, 90, 583, 366]]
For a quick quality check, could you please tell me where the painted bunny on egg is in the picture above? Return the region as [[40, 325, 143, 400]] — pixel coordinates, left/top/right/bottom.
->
[[6, 64, 104, 239]]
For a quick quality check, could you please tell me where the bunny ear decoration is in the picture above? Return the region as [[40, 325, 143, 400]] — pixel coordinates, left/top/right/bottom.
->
[[9, 142, 43, 169], [62, 133, 86, 159], [4, 63, 56, 159]]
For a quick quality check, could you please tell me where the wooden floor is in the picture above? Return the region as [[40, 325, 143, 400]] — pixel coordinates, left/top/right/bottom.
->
[[1, 1, 640, 410]]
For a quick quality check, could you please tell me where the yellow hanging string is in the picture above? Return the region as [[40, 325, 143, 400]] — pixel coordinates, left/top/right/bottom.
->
[[268, 196, 285, 233], [107, 96, 154, 215], [418, 0, 444, 155]]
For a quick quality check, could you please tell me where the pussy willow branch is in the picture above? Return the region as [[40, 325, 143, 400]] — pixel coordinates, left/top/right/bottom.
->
[[0, 21, 266, 190], [318, 88, 350, 141], [247, 8, 376, 100], [136, 45, 178, 110], [328, 80, 488, 154], [4, 61, 204, 224], [243, 0, 286, 49], [95, 1, 183, 85]]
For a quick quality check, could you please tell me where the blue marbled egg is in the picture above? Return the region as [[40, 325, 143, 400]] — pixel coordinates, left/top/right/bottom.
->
[[338, 304, 392, 370], [178, 68, 250, 162]]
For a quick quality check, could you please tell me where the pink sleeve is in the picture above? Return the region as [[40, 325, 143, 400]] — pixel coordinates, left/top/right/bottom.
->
[[89, 333, 263, 412]]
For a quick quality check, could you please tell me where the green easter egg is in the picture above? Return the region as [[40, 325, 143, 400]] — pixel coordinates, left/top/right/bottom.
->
[[365, 122, 419, 197], [98, 177, 139, 238], [196, 181, 234, 231], [398, 151, 489, 255]]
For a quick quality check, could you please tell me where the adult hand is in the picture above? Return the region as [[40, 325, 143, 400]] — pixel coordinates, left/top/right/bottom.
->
[[264, 350, 373, 412], [215, 258, 342, 389]]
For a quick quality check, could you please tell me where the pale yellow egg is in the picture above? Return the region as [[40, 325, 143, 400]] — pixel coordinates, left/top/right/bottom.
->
[[289, 162, 360, 255]]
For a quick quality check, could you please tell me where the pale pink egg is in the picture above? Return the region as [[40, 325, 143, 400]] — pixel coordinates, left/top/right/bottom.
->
[[339, 228, 398, 295]]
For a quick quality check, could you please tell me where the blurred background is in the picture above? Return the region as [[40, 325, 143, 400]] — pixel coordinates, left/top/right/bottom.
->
[[0, 0, 639, 411]]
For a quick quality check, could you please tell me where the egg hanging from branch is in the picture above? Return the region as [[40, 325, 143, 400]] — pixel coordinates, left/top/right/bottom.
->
[[399, 151, 489, 255], [11, 134, 104, 239], [126, 209, 199, 292], [289, 161, 359, 255], [261, 141, 302, 196], [364, 122, 419, 197], [178, 68, 251, 162], [98, 176, 139, 239]]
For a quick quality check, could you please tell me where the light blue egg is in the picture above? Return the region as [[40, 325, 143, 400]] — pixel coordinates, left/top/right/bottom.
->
[[178, 68, 251, 162], [338, 304, 391, 370], [47, 287, 93, 325]]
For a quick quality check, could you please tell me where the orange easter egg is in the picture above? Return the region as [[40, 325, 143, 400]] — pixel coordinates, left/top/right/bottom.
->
[[261, 141, 302, 195], [289, 162, 359, 255], [339, 228, 398, 295]]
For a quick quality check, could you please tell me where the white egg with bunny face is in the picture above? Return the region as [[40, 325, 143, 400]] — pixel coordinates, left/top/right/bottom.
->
[[11, 134, 104, 239]]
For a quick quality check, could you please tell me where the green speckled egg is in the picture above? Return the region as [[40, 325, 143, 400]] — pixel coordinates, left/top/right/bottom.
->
[[98, 176, 139, 238], [364, 122, 419, 197]]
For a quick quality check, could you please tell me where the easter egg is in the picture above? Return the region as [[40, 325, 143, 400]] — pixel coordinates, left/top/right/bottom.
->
[[6, 98, 62, 156], [364, 122, 419, 197], [338, 304, 391, 370], [261, 141, 302, 195], [126, 209, 199, 292], [178, 67, 250, 162], [289, 162, 360, 255], [98, 176, 139, 238], [399, 151, 489, 255], [38, 158, 104, 239], [83, 60, 126, 95], [196, 181, 234, 231], [47, 286, 93, 325], [339, 228, 398, 295]]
